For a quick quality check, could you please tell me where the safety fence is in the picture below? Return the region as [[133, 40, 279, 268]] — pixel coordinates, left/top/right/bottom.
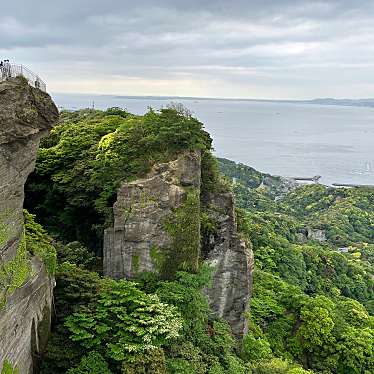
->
[[0, 63, 46, 92]]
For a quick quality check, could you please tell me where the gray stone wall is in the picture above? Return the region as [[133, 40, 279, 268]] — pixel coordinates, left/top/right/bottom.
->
[[104, 151, 201, 279], [202, 192, 254, 337], [0, 258, 54, 373], [0, 77, 58, 372]]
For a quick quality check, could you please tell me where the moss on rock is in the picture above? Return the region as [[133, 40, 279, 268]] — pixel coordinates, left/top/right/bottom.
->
[[0, 233, 31, 308], [162, 188, 201, 276]]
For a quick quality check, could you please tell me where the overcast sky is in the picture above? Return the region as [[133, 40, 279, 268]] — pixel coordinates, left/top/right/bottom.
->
[[2, 1, 374, 98]]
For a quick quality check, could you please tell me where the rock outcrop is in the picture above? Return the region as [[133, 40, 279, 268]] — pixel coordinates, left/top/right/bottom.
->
[[0, 77, 58, 373], [104, 151, 201, 279], [202, 192, 253, 337], [104, 151, 253, 337], [296, 227, 327, 243]]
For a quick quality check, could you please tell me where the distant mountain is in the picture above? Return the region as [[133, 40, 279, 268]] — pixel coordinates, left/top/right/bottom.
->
[[53, 92, 374, 110], [307, 98, 374, 108]]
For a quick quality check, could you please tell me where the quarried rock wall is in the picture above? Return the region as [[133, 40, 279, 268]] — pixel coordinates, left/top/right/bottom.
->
[[0, 258, 54, 373], [202, 192, 254, 337], [0, 77, 58, 372], [104, 150, 253, 337], [104, 151, 201, 279]]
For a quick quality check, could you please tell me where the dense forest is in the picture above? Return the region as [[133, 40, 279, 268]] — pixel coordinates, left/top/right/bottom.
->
[[219, 158, 374, 373], [23, 108, 373, 373]]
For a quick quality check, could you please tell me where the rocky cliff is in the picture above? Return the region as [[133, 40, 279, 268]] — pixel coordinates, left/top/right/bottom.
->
[[201, 192, 253, 337], [0, 77, 58, 373], [104, 151, 253, 337], [104, 151, 201, 279]]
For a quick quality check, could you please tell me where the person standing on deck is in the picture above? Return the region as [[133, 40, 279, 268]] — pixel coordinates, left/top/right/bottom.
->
[[3, 60, 11, 79], [0, 61, 4, 80]]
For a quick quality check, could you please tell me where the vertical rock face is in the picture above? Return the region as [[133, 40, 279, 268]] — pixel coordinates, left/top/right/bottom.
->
[[104, 150, 253, 337], [0, 77, 58, 373], [104, 151, 201, 279], [202, 192, 254, 337], [0, 258, 54, 373]]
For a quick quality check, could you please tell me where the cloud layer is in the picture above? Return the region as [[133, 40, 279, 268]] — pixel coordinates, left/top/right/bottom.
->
[[2, 1, 374, 98]]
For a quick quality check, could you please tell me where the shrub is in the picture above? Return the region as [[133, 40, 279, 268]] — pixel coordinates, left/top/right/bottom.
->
[[66, 352, 112, 374], [65, 279, 182, 363]]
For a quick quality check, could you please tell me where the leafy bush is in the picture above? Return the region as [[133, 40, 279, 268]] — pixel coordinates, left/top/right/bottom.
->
[[56, 241, 100, 271], [66, 352, 112, 374], [65, 279, 182, 363], [121, 348, 165, 373], [24, 210, 57, 274], [248, 358, 313, 374]]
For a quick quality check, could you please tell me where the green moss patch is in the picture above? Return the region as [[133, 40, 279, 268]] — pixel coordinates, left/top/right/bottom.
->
[[132, 253, 140, 274], [1, 359, 20, 374], [162, 189, 201, 277], [0, 233, 31, 308], [0, 211, 57, 308], [150, 245, 166, 274]]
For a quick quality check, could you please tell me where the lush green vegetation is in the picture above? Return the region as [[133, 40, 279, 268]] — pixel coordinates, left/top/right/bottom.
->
[[23, 109, 373, 373], [0, 232, 30, 308], [222, 159, 374, 373], [35, 108, 247, 373], [25, 107, 212, 251], [24, 210, 57, 274], [1, 360, 19, 374], [162, 188, 201, 276], [0, 211, 56, 308], [40, 245, 249, 373]]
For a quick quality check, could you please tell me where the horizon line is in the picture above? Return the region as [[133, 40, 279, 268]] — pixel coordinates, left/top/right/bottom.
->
[[51, 92, 374, 104]]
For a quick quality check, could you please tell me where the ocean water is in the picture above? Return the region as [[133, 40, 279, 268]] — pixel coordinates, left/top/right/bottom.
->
[[52, 93, 374, 186]]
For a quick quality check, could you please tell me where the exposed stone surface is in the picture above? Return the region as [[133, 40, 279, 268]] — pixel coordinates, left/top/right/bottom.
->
[[307, 228, 326, 242], [0, 77, 58, 261], [0, 258, 54, 373], [297, 227, 327, 243], [0, 77, 58, 372], [104, 150, 253, 337], [104, 151, 201, 279], [202, 192, 254, 338]]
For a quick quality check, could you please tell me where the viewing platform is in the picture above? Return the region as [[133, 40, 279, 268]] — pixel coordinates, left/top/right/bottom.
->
[[0, 62, 46, 92]]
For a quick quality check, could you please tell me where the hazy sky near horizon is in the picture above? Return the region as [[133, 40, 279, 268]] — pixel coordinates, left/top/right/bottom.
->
[[2, 1, 374, 98]]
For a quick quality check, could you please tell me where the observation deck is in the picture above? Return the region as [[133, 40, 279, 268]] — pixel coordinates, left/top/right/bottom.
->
[[0, 63, 46, 92]]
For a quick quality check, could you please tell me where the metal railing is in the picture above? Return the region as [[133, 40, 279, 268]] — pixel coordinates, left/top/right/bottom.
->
[[0, 63, 46, 92]]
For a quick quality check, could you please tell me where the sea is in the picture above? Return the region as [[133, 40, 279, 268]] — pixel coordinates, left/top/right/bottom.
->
[[52, 93, 374, 186]]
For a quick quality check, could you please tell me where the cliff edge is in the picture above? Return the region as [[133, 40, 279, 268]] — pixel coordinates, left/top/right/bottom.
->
[[104, 151, 253, 337], [0, 77, 58, 373]]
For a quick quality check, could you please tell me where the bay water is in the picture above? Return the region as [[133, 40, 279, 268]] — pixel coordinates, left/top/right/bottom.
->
[[52, 93, 374, 186]]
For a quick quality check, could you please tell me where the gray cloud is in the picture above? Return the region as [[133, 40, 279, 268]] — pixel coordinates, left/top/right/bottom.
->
[[1, 1, 374, 98]]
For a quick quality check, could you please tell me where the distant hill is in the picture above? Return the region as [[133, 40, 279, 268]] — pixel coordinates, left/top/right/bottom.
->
[[307, 98, 374, 108], [53, 92, 374, 110]]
